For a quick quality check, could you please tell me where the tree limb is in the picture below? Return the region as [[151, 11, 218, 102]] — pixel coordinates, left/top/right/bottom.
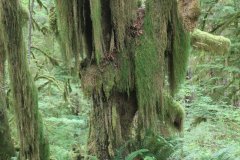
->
[[191, 29, 231, 54]]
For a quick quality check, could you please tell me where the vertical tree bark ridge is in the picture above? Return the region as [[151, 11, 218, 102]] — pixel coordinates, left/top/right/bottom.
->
[[0, 27, 15, 160], [0, 1, 49, 160]]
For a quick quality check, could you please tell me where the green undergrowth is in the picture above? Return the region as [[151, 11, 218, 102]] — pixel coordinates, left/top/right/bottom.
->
[[37, 74, 91, 159], [172, 81, 240, 159]]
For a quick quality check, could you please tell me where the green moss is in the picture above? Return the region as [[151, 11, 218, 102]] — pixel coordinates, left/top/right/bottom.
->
[[52, 0, 84, 72], [170, 9, 191, 95], [90, 0, 103, 64], [1, 1, 50, 158], [102, 65, 116, 99], [163, 94, 185, 131], [135, 2, 161, 108], [82, 64, 116, 99], [116, 41, 135, 94], [110, 0, 137, 51], [191, 29, 231, 55], [54, 0, 75, 68]]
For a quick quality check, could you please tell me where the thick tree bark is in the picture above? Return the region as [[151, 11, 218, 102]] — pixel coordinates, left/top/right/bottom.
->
[[55, 0, 199, 159], [0, 30, 15, 160], [0, 1, 49, 160]]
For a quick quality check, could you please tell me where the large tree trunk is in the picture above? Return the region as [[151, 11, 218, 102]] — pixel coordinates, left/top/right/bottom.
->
[[0, 1, 49, 160], [55, 0, 198, 159], [0, 28, 15, 160]]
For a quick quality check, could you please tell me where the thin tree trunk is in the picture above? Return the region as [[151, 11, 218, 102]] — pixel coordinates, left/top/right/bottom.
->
[[0, 1, 49, 159], [27, 0, 35, 63]]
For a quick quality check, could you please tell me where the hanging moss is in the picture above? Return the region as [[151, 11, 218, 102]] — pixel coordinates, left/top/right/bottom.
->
[[55, 0, 82, 69], [135, 1, 162, 109], [116, 40, 135, 94], [110, 0, 137, 51], [169, 2, 191, 95], [90, 0, 103, 64]]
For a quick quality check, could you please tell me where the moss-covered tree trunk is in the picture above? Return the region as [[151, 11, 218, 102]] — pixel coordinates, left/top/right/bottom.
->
[[0, 0, 49, 160], [0, 29, 15, 160], [55, 0, 199, 159]]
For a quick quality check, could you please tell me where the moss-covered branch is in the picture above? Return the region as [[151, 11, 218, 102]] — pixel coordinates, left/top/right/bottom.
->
[[191, 29, 231, 54]]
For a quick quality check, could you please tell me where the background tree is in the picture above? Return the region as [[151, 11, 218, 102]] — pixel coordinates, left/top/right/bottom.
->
[[54, 0, 200, 159], [0, 0, 49, 159], [0, 27, 15, 160]]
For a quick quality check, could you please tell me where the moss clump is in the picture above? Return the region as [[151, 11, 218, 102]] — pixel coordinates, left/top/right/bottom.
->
[[191, 29, 231, 55], [81, 64, 117, 99], [163, 94, 185, 131]]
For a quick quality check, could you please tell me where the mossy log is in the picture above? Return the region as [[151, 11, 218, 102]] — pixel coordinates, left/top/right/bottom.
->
[[191, 29, 231, 54]]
